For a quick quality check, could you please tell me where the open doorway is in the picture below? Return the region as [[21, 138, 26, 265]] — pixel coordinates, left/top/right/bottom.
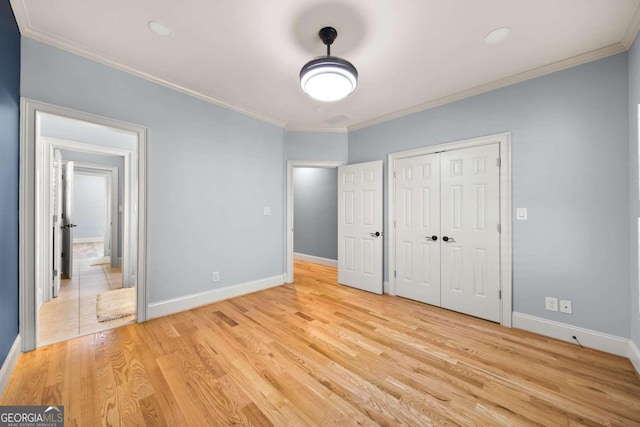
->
[[19, 99, 148, 351], [39, 147, 132, 345], [285, 161, 344, 283]]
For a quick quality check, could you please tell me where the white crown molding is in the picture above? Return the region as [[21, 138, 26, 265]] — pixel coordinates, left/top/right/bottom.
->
[[11, 1, 286, 129], [8, 0, 29, 34], [622, 2, 640, 49], [11, 0, 637, 134], [348, 43, 627, 132], [284, 126, 348, 133]]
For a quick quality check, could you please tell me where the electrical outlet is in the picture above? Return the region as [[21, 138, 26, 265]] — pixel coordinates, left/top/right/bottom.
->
[[545, 297, 558, 312], [560, 300, 572, 314], [212, 272, 220, 283]]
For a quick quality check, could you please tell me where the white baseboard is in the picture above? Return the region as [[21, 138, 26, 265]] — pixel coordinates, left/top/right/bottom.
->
[[512, 312, 629, 357], [148, 274, 285, 319], [0, 335, 21, 397], [629, 339, 640, 375], [73, 237, 103, 243], [294, 252, 337, 268]]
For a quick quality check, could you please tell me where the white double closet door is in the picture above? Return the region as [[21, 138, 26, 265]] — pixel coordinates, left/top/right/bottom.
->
[[395, 143, 501, 322]]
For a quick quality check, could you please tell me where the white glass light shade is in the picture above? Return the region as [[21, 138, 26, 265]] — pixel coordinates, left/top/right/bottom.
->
[[300, 57, 358, 102]]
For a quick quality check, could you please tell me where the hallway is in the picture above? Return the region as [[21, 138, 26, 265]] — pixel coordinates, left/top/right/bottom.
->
[[39, 243, 135, 346]]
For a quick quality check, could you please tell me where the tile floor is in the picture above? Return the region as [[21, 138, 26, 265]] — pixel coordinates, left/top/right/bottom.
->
[[38, 242, 135, 346]]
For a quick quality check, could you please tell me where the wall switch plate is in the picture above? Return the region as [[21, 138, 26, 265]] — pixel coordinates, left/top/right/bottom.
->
[[545, 297, 558, 311], [212, 272, 220, 283], [560, 300, 572, 314], [516, 208, 528, 220], [263, 207, 271, 216]]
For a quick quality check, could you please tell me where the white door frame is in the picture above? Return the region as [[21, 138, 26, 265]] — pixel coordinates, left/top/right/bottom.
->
[[42, 138, 131, 291], [285, 160, 345, 283], [69, 162, 119, 265], [20, 98, 149, 351], [387, 132, 513, 327]]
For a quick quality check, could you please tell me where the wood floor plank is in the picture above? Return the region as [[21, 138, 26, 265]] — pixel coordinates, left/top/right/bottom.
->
[[2, 259, 640, 426]]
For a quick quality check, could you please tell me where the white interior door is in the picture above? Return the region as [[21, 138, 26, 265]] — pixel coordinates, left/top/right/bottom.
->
[[338, 161, 383, 294], [51, 149, 63, 298], [440, 144, 501, 322], [61, 161, 75, 279], [395, 154, 441, 304]]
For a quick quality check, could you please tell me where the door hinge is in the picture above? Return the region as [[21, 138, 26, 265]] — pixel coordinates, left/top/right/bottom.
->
[[53, 269, 58, 277], [394, 220, 396, 228], [499, 290, 502, 299], [497, 158, 501, 167], [394, 270, 396, 278], [52, 215, 58, 222], [393, 171, 396, 178], [497, 223, 501, 233]]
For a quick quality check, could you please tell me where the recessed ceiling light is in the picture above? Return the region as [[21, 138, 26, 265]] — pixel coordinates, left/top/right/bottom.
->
[[148, 20, 173, 37], [484, 27, 511, 45]]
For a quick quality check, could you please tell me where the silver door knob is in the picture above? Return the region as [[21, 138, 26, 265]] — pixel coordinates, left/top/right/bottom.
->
[[425, 235, 438, 241], [442, 236, 456, 243], [370, 231, 381, 237]]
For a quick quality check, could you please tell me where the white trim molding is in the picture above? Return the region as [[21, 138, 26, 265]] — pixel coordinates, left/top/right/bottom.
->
[[12, 1, 639, 134], [513, 312, 629, 357], [387, 132, 512, 327], [19, 98, 149, 351], [285, 160, 345, 284], [622, 3, 640, 49], [294, 252, 338, 268], [73, 162, 119, 265], [9, 0, 285, 130], [148, 275, 285, 319], [629, 340, 640, 375], [348, 44, 626, 131], [0, 335, 21, 397]]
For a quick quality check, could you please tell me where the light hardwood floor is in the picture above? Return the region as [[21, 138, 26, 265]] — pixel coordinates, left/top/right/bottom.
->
[[4, 260, 640, 425], [39, 243, 134, 346]]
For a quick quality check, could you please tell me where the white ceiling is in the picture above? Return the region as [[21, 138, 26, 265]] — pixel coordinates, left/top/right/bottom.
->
[[10, 0, 640, 131]]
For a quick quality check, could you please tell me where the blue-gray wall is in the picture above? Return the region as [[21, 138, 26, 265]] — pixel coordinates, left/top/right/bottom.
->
[[73, 174, 107, 240], [283, 131, 345, 263], [349, 53, 630, 338], [629, 36, 640, 350], [294, 168, 338, 260], [12, 23, 639, 349], [0, 0, 20, 369], [21, 38, 284, 303], [284, 130, 348, 162]]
